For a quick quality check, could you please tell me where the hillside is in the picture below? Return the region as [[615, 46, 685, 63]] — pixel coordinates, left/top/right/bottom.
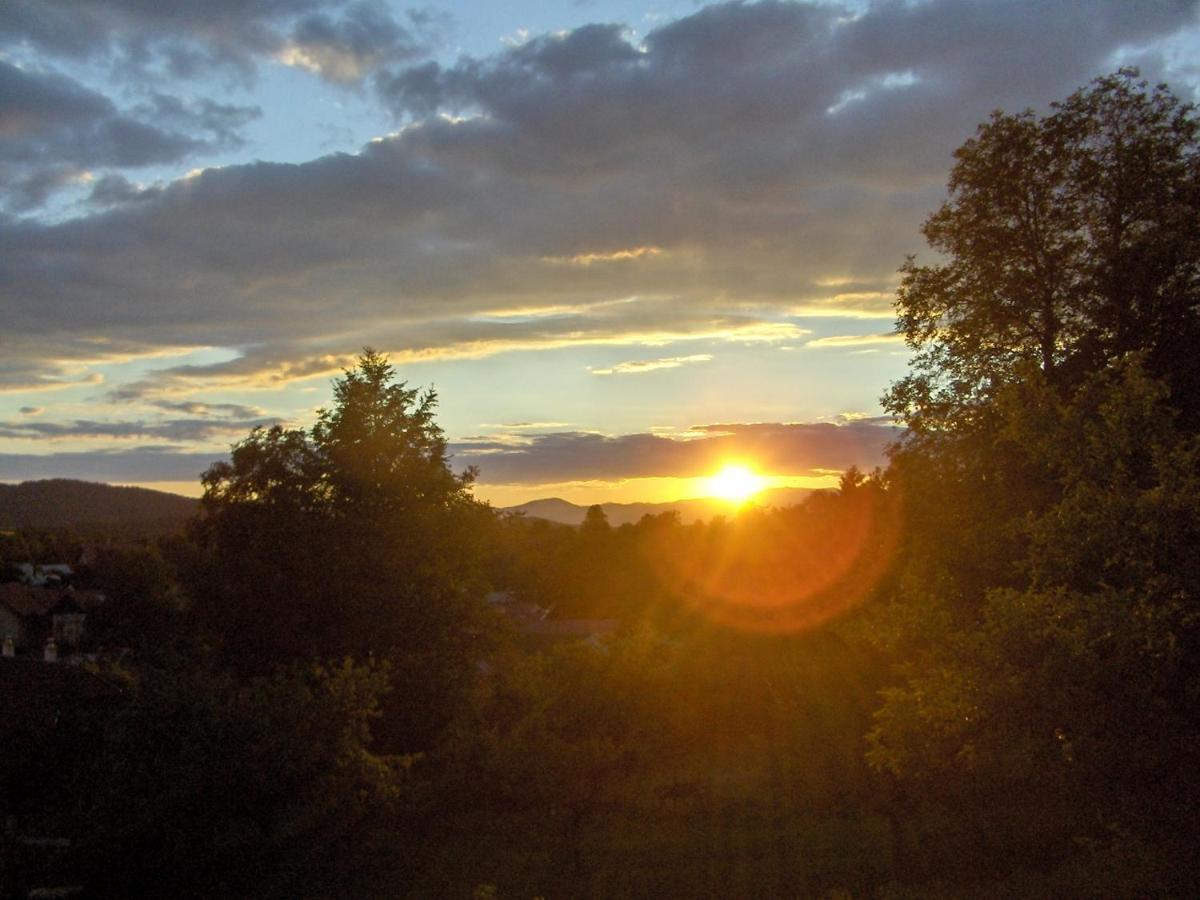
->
[[502, 486, 816, 526], [0, 479, 197, 530]]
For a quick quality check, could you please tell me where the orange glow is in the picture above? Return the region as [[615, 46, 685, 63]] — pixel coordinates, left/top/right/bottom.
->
[[643, 483, 904, 634], [705, 463, 766, 503]]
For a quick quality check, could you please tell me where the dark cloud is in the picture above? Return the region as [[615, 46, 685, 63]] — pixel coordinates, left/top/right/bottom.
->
[[0, 416, 279, 442], [0, 61, 258, 211], [1, 1, 1197, 387], [0, 419, 895, 487], [0, 449, 221, 483], [452, 420, 900, 484], [143, 399, 267, 418], [286, 1, 433, 84], [0, 356, 106, 394], [87, 173, 161, 207], [0, 61, 201, 165], [6, 165, 86, 212], [132, 94, 262, 150], [0, 0, 439, 85]]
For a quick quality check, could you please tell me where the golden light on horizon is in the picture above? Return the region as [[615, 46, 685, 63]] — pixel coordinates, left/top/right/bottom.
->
[[705, 463, 766, 503]]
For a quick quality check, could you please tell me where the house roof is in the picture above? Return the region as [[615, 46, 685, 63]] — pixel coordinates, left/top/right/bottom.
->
[[522, 618, 619, 637], [0, 584, 104, 618], [0, 583, 61, 617]]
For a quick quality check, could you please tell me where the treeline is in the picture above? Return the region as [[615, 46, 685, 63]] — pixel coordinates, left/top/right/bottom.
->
[[3, 69, 1199, 898], [2, 364, 901, 897]]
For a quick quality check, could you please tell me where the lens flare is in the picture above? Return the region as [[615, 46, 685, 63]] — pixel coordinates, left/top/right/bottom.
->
[[646, 483, 903, 634]]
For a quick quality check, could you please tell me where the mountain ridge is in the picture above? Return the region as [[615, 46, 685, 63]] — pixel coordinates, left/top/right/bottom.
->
[[0, 479, 818, 531], [501, 487, 818, 526], [0, 479, 198, 530]]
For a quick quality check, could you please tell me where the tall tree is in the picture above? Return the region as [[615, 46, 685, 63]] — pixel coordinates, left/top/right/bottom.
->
[[866, 73, 1200, 884], [191, 350, 493, 749], [886, 69, 1200, 437]]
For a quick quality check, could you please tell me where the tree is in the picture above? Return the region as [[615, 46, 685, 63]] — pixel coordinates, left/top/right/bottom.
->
[[190, 350, 493, 749], [84, 542, 187, 662], [69, 659, 412, 899], [580, 504, 611, 537], [886, 69, 1200, 438], [865, 73, 1200, 887]]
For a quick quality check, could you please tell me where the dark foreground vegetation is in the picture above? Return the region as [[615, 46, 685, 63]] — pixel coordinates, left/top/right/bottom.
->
[[2, 70, 1199, 898]]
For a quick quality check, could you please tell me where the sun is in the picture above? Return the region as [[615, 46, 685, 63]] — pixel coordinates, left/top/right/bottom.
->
[[706, 463, 767, 503]]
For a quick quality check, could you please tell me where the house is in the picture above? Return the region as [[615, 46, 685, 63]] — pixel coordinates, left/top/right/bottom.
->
[[14, 563, 74, 588], [485, 590, 551, 626], [483, 590, 618, 651], [0, 584, 103, 657]]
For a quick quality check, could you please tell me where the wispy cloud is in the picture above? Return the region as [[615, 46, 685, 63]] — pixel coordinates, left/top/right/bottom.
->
[[806, 332, 905, 349], [591, 354, 713, 376], [542, 247, 664, 266], [480, 422, 572, 430], [0, 416, 280, 443]]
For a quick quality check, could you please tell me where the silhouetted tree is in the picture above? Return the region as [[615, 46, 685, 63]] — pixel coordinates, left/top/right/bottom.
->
[[887, 69, 1200, 437], [865, 73, 1200, 887], [70, 659, 410, 899], [191, 350, 493, 749]]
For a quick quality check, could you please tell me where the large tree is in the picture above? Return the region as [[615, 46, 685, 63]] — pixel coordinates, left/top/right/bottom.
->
[[886, 69, 1200, 437], [190, 350, 494, 748], [866, 74, 1200, 885]]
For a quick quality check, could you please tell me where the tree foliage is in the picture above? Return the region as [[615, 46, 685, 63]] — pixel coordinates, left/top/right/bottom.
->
[[867, 72, 1200, 872], [191, 349, 493, 748], [70, 659, 411, 899], [887, 69, 1200, 438]]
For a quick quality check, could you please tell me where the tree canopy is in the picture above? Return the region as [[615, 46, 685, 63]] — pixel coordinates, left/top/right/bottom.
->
[[867, 71, 1200, 865], [886, 69, 1200, 438], [191, 349, 493, 749]]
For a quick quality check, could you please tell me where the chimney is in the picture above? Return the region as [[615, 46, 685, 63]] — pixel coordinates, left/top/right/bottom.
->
[[44, 637, 57, 663]]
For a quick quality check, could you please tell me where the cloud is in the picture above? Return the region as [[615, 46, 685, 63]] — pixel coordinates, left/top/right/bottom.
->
[[452, 419, 901, 484], [0, 63, 195, 166], [805, 332, 905, 348], [0, 0, 441, 84], [131, 94, 262, 150], [2, 1, 1197, 391], [480, 422, 571, 430], [0, 449, 222, 483], [0, 61, 260, 211], [280, 1, 434, 84], [0, 418, 898, 488], [142, 399, 267, 418], [0, 364, 104, 395], [99, 313, 805, 399], [591, 354, 713, 375], [543, 246, 664, 266], [87, 173, 161, 206], [0, 415, 280, 442]]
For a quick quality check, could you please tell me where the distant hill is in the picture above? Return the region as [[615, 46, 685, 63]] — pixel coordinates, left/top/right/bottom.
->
[[502, 486, 818, 526], [0, 480, 197, 530], [0, 478, 815, 532]]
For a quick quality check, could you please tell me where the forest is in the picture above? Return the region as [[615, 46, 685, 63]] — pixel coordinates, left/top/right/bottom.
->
[[2, 70, 1198, 898]]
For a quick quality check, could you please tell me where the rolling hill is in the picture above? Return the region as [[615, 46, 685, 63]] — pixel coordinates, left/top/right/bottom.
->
[[501, 486, 817, 526], [0, 480, 198, 530]]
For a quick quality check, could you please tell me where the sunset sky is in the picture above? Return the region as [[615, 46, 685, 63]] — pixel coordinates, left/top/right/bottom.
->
[[2, 0, 1198, 505]]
